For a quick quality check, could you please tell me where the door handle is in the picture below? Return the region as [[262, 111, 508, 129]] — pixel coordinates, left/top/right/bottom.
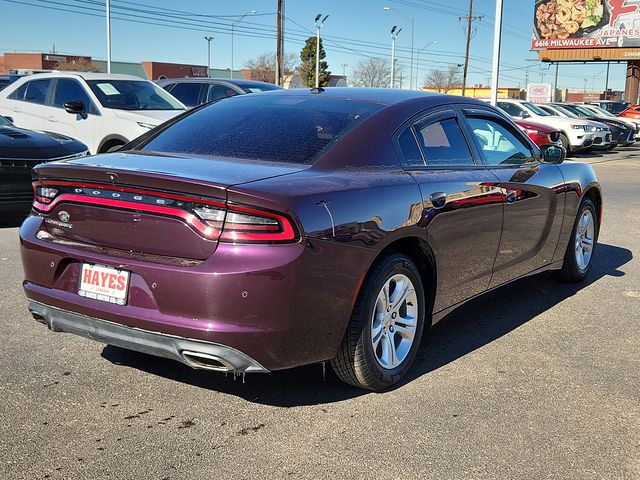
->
[[505, 189, 517, 204], [47, 116, 57, 123], [429, 191, 447, 209]]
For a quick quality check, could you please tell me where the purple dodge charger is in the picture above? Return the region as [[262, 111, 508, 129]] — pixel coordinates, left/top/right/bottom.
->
[[20, 88, 601, 390]]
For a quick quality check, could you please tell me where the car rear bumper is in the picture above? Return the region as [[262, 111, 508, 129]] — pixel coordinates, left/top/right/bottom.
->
[[28, 300, 269, 373], [20, 215, 373, 371]]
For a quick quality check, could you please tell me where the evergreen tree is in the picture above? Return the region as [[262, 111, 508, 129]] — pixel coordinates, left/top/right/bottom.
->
[[299, 36, 331, 87]]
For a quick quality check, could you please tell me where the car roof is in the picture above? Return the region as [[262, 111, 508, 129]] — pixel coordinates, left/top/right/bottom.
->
[[157, 77, 279, 87], [242, 87, 492, 107], [12, 72, 150, 82]]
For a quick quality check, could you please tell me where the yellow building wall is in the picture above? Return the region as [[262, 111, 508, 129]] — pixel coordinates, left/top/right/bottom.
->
[[421, 87, 522, 99]]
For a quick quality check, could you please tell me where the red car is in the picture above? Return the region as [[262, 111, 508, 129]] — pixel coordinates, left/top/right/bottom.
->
[[514, 119, 561, 148], [618, 105, 640, 121]]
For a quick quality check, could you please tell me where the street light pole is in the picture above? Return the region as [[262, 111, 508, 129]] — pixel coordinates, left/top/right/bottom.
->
[[489, 0, 503, 106], [390, 25, 402, 88], [231, 10, 257, 80], [384, 6, 414, 90], [106, 0, 111, 73], [415, 40, 438, 90], [204, 36, 214, 77], [341, 63, 348, 76], [314, 14, 329, 88]]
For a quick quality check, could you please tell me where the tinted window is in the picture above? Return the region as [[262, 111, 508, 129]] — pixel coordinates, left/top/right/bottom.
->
[[139, 95, 383, 165], [468, 117, 534, 166], [0, 115, 11, 126], [8, 82, 27, 101], [169, 83, 203, 107], [0, 79, 10, 91], [498, 102, 525, 117], [415, 118, 474, 166], [24, 79, 52, 105], [398, 128, 424, 166], [207, 84, 238, 102], [522, 102, 550, 116], [241, 83, 282, 94], [86, 80, 184, 110], [53, 79, 94, 111]]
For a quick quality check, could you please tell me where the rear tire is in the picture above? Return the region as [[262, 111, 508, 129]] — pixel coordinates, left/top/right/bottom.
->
[[558, 197, 598, 283], [330, 253, 426, 391]]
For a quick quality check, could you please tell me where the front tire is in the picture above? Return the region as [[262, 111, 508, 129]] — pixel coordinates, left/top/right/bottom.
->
[[558, 197, 598, 283], [560, 133, 573, 157], [330, 253, 426, 391]]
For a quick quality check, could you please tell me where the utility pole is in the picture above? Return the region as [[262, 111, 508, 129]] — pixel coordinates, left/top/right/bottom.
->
[[460, 0, 483, 96], [276, 0, 284, 86], [314, 14, 329, 88], [204, 36, 214, 77], [106, 0, 111, 73]]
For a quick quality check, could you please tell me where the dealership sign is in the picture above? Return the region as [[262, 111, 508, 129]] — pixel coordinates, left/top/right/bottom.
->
[[532, 0, 640, 50], [527, 83, 553, 103]]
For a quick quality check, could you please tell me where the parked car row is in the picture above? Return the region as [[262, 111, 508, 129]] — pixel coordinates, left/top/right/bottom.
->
[[495, 99, 637, 155]]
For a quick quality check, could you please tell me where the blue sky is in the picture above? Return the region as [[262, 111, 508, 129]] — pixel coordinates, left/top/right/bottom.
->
[[0, 0, 627, 91]]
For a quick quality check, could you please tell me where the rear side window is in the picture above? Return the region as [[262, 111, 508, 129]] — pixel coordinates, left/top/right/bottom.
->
[[24, 79, 52, 105], [398, 128, 424, 166], [8, 82, 27, 100], [53, 79, 94, 112], [415, 118, 474, 166], [139, 95, 383, 164], [169, 83, 203, 107], [207, 84, 238, 102]]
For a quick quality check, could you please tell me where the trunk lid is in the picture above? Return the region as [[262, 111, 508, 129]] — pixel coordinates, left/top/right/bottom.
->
[[33, 151, 307, 259]]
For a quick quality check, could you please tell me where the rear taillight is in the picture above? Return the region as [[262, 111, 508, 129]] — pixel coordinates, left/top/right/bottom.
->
[[220, 204, 296, 243], [32, 180, 298, 244]]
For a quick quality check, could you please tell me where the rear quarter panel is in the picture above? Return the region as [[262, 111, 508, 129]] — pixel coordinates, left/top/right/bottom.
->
[[552, 160, 602, 263]]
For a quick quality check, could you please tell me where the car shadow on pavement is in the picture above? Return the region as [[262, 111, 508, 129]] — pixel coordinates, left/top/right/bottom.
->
[[101, 243, 632, 406]]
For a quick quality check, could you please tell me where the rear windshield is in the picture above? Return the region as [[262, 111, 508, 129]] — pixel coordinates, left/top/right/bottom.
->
[[240, 83, 282, 94], [138, 95, 383, 164]]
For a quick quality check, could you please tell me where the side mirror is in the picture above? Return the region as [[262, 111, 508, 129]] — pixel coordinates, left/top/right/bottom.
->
[[541, 144, 566, 164], [521, 112, 531, 119], [64, 101, 87, 119]]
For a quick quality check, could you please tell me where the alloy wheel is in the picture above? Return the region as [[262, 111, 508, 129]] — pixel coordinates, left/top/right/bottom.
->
[[370, 274, 418, 370], [575, 209, 595, 272]]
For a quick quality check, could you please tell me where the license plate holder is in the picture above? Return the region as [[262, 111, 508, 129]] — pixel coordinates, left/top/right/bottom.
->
[[78, 263, 130, 306]]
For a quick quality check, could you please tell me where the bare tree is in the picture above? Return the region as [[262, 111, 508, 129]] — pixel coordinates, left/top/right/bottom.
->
[[244, 52, 298, 84], [424, 65, 462, 92], [352, 57, 404, 88], [54, 57, 99, 73]]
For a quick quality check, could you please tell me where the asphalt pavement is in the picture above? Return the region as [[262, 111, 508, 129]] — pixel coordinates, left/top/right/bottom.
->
[[0, 148, 638, 480]]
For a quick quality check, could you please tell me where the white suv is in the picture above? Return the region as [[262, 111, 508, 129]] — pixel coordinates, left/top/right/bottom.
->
[[0, 72, 186, 154], [496, 99, 594, 154]]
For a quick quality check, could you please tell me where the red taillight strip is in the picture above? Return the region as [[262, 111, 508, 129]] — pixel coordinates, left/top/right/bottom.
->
[[33, 195, 221, 239], [33, 180, 225, 208]]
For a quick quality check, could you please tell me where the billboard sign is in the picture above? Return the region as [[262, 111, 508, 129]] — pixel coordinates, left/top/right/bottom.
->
[[532, 0, 640, 50], [527, 83, 553, 103]]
